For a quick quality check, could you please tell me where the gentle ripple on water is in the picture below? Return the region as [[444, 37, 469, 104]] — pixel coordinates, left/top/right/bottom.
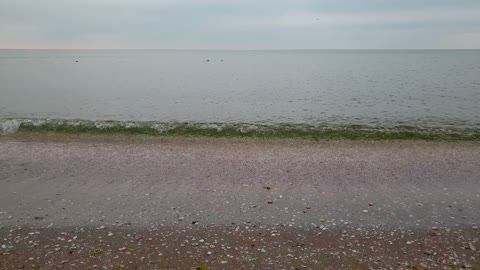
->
[[0, 50, 479, 128]]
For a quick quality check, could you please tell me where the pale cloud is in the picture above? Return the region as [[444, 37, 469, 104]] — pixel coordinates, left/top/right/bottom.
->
[[449, 32, 480, 49], [0, 0, 479, 49], [223, 7, 480, 29]]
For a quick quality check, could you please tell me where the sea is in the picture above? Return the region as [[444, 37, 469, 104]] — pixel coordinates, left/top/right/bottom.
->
[[1, 49, 479, 128]]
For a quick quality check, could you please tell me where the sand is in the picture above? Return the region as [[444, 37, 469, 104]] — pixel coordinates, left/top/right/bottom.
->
[[0, 135, 479, 269]]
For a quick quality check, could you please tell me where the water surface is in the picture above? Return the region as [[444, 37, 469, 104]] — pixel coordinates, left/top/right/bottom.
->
[[1, 50, 479, 127]]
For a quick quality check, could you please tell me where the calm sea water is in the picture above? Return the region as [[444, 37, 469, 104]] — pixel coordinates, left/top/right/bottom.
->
[[1, 50, 479, 127]]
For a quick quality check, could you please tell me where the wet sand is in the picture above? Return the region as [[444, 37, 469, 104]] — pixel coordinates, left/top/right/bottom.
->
[[0, 135, 479, 269]]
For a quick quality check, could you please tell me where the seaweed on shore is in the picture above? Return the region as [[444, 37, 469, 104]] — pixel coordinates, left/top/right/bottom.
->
[[13, 119, 480, 141]]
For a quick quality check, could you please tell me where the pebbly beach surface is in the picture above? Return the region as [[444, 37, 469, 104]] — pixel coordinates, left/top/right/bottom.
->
[[0, 134, 479, 269]]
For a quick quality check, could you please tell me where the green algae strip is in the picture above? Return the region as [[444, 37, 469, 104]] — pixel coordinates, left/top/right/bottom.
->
[[10, 119, 480, 141]]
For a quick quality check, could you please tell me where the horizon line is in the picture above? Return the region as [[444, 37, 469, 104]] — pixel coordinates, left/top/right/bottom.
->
[[1, 48, 479, 51]]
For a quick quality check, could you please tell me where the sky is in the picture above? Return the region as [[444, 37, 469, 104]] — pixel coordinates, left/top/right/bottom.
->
[[1, 0, 480, 49]]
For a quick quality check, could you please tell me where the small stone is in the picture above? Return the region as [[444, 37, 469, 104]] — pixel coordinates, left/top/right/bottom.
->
[[424, 250, 433, 256], [267, 201, 273, 204], [472, 226, 478, 230], [264, 186, 271, 190], [362, 210, 368, 213], [192, 221, 199, 225], [118, 247, 127, 252], [368, 203, 373, 206], [178, 216, 184, 221]]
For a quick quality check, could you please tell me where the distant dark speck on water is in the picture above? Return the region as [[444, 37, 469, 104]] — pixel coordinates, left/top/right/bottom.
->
[[206, 59, 210, 62], [75, 60, 78, 63]]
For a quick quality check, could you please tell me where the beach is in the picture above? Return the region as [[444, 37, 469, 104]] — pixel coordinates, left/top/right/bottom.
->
[[1, 134, 479, 269], [2, 2, 480, 269]]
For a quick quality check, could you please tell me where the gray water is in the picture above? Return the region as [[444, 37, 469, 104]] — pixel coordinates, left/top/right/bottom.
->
[[1, 50, 479, 127]]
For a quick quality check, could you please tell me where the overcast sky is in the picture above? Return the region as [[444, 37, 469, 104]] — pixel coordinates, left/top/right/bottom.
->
[[1, 0, 480, 49]]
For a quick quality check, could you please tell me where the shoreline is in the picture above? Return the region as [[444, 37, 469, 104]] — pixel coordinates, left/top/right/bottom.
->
[[2, 118, 480, 141], [4, 132, 480, 147]]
